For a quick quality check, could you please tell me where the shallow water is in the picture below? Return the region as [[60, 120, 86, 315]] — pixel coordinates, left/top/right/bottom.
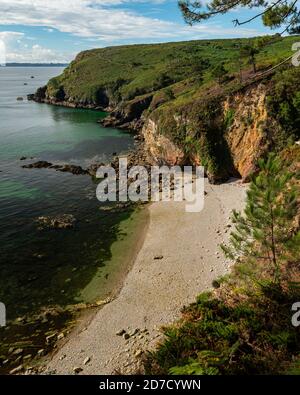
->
[[0, 67, 136, 322]]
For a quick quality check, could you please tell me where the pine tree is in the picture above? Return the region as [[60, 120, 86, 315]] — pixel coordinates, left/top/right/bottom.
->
[[178, 1, 300, 35], [211, 62, 227, 84], [222, 153, 299, 285], [240, 44, 260, 74]]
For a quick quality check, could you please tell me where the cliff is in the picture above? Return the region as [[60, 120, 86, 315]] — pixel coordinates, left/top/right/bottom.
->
[[32, 36, 300, 182]]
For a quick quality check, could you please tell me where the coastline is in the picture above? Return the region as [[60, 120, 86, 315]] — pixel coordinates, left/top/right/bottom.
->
[[43, 178, 247, 375]]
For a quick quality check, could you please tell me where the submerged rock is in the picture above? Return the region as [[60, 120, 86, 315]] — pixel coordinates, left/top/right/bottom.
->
[[56, 164, 88, 175], [22, 161, 52, 169], [36, 214, 77, 230]]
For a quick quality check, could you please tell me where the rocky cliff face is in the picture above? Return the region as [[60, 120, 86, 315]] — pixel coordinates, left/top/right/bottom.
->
[[141, 83, 280, 182], [224, 84, 271, 181]]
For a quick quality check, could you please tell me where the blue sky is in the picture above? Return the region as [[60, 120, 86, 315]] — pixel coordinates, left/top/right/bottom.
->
[[0, 0, 280, 63]]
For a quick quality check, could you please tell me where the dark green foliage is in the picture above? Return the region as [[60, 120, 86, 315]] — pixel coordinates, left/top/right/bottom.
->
[[179, 1, 300, 35], [152, 73, 174, 91], [267, 67, 300, 140], [240, 44, 259, 73], [145, 288, 300, 375], [211, 62, 228, 83], [224, 108, 235, 129]]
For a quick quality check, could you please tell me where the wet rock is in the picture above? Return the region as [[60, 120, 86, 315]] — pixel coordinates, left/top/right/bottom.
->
[[16, 97, 24, 101], [57, 164, 88, 175], [22, 161, 52, 169], [36, 214, 76, 230], [87, 163, 106, 177]]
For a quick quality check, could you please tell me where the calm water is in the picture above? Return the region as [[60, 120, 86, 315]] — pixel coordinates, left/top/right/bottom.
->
[[0, 67, 135, 322]]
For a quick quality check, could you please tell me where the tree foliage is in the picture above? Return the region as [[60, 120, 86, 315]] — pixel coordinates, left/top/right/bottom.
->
[[179, 0, 300, 34], [221, 153, 299, 285], [240, 44, 260, 73]]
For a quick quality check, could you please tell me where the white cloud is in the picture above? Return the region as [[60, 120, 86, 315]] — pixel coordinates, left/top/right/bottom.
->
[[0, 1, 263, 62], [0, 30, 72, 62], [0, 0, 262, 42]]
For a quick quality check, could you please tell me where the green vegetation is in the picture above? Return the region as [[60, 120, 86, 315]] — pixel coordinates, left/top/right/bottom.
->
[[46, 36, 300, 106], [145, 148, 300, 375], [267, 66, 300, 141], [221, 153, 298, 285], [211, 62, 228, 83], [240, 44, 259, 73], [43, 35, 300, 183]]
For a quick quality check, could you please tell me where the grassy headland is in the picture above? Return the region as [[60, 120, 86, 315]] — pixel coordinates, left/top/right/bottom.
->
[[35, 35, 300, 183]]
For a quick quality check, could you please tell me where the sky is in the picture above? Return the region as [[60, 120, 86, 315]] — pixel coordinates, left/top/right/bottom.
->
[[0, 0, 280, 63]]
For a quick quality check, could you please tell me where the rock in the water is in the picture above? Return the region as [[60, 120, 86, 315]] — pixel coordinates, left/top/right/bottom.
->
[[57, 164, 88, 175], [36, 214, 76, 230], [22, 161, 52, 169], [87, 163, 106, 177], [16, 97, 23, 101]]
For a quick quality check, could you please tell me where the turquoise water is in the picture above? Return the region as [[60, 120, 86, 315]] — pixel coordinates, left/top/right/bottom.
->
[[0, 67, 135, 321]]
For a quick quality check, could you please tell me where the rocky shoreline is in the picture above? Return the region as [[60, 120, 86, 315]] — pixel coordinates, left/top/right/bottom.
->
[[27, 89, 148, 133]]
